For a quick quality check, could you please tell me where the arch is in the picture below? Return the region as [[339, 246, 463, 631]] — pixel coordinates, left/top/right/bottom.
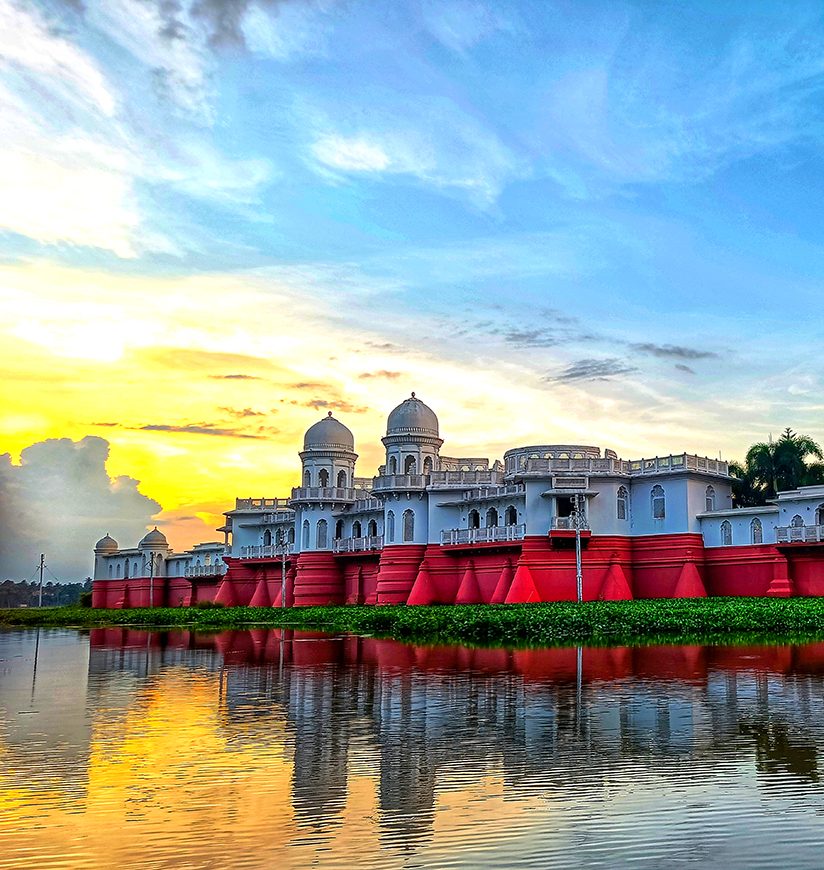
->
[[367, 519, 378, 537], [335, 519, 344, 540], [791, 514, 805, 528], [352, 520, 362, 538], [337, 469, 347, 488], [288, 526, 295, 545], [303, 469, 311, 487], [617, 485, 629, 520], [263, 529, 272, 547], [302, 520, 310, 549], [720, 520, 732, 546], [505, 505, 518, 526], [124, 559, 129, 579], [402, 509, 415, 542], [423, 456, 433, 475], [387, 510, 395, 543], [116, 562, 122, 578], [651, 485, 666, 520], [108, 563, 113, 578], [705, 485, 716, 512], [751, 517, 763, 544], [318, 468, 329, 488], [316, 519, 328, 549], [468, 509, 480, 529], [486, 507, 499, 527], [388, 456, 397, 475], [816, 503, 824, 526], [404, 455, 417, 474]]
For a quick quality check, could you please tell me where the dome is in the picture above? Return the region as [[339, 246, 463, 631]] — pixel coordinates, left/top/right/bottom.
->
[[303, 412, 354, 451], [95, 533, 118, 552], [387, 393, 439, 437], [139, 527, 168, 547]]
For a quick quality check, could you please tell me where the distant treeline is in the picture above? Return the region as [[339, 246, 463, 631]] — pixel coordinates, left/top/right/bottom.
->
[[0, 579, 91, 609]]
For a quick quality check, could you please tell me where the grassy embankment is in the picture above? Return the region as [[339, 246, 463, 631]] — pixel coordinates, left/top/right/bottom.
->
[[3, 599, 824, 647]]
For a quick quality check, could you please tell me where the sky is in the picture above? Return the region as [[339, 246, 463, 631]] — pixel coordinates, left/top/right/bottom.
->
[[2, 0, 824, 579]]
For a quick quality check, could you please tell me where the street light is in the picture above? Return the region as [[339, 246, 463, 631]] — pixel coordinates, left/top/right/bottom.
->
[[571, 494, 584, 603], [276, 529, 288, 608], [148, 551, 156, 608]]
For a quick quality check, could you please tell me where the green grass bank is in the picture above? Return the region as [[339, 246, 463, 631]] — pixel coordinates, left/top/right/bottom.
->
[[4, 598, 824, 647]]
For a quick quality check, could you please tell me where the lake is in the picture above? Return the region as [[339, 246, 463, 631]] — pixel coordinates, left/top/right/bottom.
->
[[2, 628, 824, 868]]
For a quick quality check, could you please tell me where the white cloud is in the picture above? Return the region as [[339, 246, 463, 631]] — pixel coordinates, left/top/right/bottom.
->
[[421, 0, 513, 53], [312, 135, 391, 171]]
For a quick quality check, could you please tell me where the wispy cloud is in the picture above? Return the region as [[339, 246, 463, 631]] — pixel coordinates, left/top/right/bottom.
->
[[139, 423, 264, 438], [545, 358, 638, 383], [629, 342, 720, 360]]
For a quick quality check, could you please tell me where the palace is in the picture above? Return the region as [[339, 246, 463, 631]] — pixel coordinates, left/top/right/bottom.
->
[[91, 394, 824, 608]]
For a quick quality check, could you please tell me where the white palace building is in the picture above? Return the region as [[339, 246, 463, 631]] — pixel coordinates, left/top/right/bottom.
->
[[92, 394, 824, 608]]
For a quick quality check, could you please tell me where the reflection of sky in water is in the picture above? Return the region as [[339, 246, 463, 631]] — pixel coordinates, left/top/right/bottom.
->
[[2, 631, 824, 868]]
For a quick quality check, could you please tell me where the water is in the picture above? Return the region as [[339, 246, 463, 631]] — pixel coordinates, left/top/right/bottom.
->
[[2, 629, 824, 868]]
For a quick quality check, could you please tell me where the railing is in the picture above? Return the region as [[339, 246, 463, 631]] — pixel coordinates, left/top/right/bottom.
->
[[517, 457, 632, 475], [348, 496, 383, 512], [289, 486, 367, 502], [372, 474, 427, 491], [776, 525, 824, 544], [333, 535, 384, 553], [628, 454, 729, 476], [184, 564, 228, 578], [428, 470, 504, 487], [440, 524, 526, 546], [234, 497, 290, 511], [550, 517, 590, 531], [261, 510, 294, 524], [507, 454, 729, 478], [239, 544, 293, 559], [461, 484, 525, 501]]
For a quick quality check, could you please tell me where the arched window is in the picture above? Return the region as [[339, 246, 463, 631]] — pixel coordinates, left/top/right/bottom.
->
[[388, 456, 397, 474], [335, 519, 344, 539], [387, 511, 395, 543], [816, 504, 824, 526], [791, 514, 805, 528], [124, 559, 129, 579], [404, 455, 417, 474], [423, 456, 433, 475], [486, 507, 499, 527], [318, 468, 329, 487], [617, 486, 629, 520], [367, 519, 378, 537], [751, 517, 763, 544], [337, 469, 347, 488], [108, 563, 113, 577], [288, 527, 295, 545], [505, 505, 518, 526], [402, 509, 415, 542], [352, 520, 362, 538], [263, 529, 272, 546], [705, 485, 716, 512], [720, 520, 732, 546], [316, 519, 328, 549], [468, 510, 480, 529], [304, 469, 311, 487], [302, 520, 310, 549], [651, 485, 666, 520]]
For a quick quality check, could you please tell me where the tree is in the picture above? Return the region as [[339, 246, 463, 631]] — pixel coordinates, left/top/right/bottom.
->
[[737, 429, 824, 504]]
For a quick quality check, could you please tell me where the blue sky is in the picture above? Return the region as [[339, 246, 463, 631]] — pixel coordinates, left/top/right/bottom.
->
[[3, 0, 824, 561]]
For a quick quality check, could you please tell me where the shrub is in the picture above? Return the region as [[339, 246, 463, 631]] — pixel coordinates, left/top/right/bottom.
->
[[78, 591, 93, 608]]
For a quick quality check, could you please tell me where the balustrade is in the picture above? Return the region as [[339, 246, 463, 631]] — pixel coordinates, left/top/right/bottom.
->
[[440, 524, 526, 546], [333, 535, 384, 553], [184, 564, 228, 578], [289, 486, 366, 502], [239, 543, 293, 559], [776, 525, 824, 544]]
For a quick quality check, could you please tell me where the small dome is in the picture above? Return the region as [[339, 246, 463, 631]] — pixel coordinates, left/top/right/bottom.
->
[[303, 412, 354, 451], [387, 393, 439, 437], [139, 527, 168, 547], [95, 533, 118, 552]]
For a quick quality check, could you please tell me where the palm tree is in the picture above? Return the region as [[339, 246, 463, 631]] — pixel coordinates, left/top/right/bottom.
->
[[743, 429, 823, 500], [729, 460, 766, 507]]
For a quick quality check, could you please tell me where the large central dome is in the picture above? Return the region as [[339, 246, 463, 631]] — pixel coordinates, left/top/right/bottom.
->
[[303, 412, 355, 451], [386, 393, 439, 437]]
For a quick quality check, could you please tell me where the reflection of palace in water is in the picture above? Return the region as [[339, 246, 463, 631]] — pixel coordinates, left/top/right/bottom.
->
[[85, 629, 824, 847]]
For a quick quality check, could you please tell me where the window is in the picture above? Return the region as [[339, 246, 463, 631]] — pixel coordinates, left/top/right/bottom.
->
[[304, 469, 311, 487], [402, 509, 415, 542], [387, 511, 395, 543], [817, 504, 824, 526], [302, 520, 310, 549], [263, 529, 272, 546], [404, 455, 417, 474], [318, 469, 329, 487], [337, 469, 347, 488], [705, 485, 716, 512], [721, 520, 732, 546], [791, 514, 805, 528], [335, 520, 344, 539], [423, 456, 433, 475], [352, 520, 362, 538], [617, 486, 629, 521], [124, 560, 129, 579], [505, 505, 518, 526], [367, 519, 378, 537], [316, 519, 328, 549], [388, 456, 397, 474], [651, 485, 666, 520], [751, 518, 763, 544], [108, 564, 113, 578], [288, 527, 295, 545], [486, 507, 499, 527], [468, 509, 480, 529], [117, 562, 122, 578]]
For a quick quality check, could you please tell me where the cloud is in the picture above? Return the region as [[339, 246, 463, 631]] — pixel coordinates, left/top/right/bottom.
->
[[545, 358, 637, 383], [303, 399, 368, 413], [219, 406, 266, 417], [312, 135, 391, 172], [0, 437, 160, 581], [630, 342, 720, 360], [358, 370, 401, 380], [675, 363, 696, 375], [139, 423, 264, 438], [421, 0, 514, 53], [208, 373, 263, 380]]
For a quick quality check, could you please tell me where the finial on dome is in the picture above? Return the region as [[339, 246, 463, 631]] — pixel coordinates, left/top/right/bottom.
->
[[411, 391, 416, 398], [327, 411, 333, 417]]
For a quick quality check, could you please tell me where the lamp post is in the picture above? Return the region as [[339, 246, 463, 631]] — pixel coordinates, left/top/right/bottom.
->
[[572, 494, 584, 603], [277, 529, 288, 608], [148, 551, 155, 608]]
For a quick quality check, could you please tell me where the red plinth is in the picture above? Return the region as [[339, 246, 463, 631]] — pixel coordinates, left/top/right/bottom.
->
[[375, 545, 427, 604], [293, 551, 344, 606]]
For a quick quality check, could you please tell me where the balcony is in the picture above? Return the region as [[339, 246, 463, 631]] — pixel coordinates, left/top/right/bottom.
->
[[234, 497, 290, 511], [239, 544, 293, 559], [461, 483, 525, 502], [776, 525, 824, 544], [429, 470, 504, 488], [627, 454, 729, 476], [184, 564, 228, 578], [333, 535, 384, 553], [289, 486, 365, 503], [440, 524, 526, 546], [372, 474, 427, 492], [550, 517, 590, 531]]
